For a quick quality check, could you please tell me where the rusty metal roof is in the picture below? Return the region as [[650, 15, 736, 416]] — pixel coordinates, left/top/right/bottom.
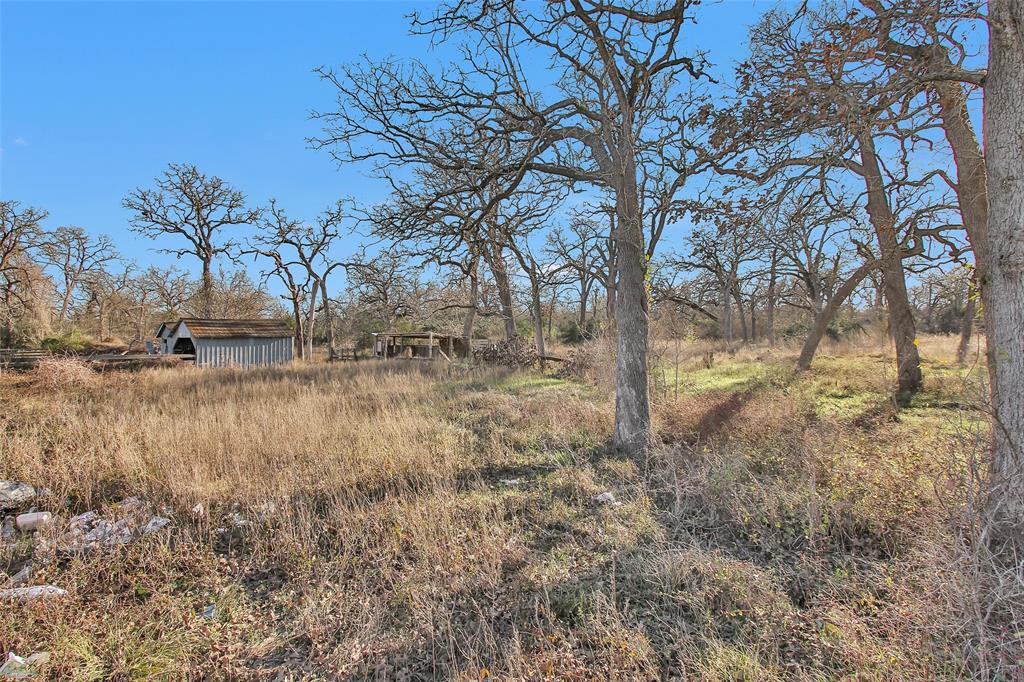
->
[[178, 318, 293, 339]]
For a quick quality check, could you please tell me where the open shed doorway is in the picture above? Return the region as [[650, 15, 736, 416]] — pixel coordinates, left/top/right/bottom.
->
[[173, 337, 195, 355]]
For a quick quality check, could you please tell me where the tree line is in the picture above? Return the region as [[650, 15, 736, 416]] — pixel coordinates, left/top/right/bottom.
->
[[1, 0, 1020, 539], [307, 0, 1021, 547]]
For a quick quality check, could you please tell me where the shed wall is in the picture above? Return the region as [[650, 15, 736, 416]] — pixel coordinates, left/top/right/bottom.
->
[[194, 337, 293, 368]]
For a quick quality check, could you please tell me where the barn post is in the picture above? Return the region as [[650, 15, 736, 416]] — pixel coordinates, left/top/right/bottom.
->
[[428, 332, 433, 360]]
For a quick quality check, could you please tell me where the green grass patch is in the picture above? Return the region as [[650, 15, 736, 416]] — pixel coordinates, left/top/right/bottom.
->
[[661, 360, 771, 393], [496, 374, 570, 394]]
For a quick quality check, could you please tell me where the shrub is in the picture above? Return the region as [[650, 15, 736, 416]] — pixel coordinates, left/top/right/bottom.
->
[[40, 330, 90, 353], [825, 315, 867, 342], [778, 321, 810, 340], [558, 319, 600, 344]]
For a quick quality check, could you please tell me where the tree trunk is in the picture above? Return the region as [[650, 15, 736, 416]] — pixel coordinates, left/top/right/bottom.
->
[[934, 81, 995, 383], [956, 276, 977, 366], [984, 0, 1024, 535], [201, 259, 214, 318], [546, 289, 556, 341], [462, 259, 479, 354], [612, 154, 651, 453], [579, 279, 591, 327], [857, 130, 923, 397], [291, 297, 305, 361], [732, 285, 748, 342], [529, 273, 547, 368], [721, 276, 733, 345], [58, 280, 74, 325], [797, 260, 877, 371], [485, 245, 517, 339], [320, 279, 335, 361], [605, 281, 616, 327], [766, 250, 777, 346], [2, 290, 14, 347], [98, 299, 107, 341], [303, 284, 318, 361], [605, 213, 618, 329]]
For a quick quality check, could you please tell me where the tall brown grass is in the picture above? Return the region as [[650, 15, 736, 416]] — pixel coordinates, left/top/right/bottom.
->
[[0, 339, 1018, 680]]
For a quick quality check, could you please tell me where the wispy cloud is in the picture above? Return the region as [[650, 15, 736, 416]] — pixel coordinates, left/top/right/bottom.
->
[[13, 137, 28, 146]]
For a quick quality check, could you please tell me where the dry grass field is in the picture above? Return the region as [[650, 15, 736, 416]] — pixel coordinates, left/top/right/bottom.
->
[[0, 335, 1014, 680]]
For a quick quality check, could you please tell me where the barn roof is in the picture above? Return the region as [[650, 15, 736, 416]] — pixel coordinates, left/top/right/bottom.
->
[[179, 318, 293, 339]]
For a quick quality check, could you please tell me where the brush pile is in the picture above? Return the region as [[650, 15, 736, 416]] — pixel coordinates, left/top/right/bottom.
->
[[473, 337, 538, 366], [30, 356, 96, 390], [555, 346, 596, 380]]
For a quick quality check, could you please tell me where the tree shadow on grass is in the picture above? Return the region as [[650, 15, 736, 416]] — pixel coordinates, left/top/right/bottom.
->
[[658, 389, 761, 448]]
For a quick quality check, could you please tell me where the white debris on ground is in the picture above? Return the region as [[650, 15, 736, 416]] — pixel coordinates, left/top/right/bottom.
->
[[0, 651, 51, 679], [0, 481, 35, 511], [593, 491, 622, 506], [213, 500, 285, 535], [0, 585, 67, 603], [56, 498, 173, 554], [8, 564, 32, 587], [15, 512, 52, 533], [3, 483, 174, 553], [1, 492, 177, 609], [141, 516, 171, 535]]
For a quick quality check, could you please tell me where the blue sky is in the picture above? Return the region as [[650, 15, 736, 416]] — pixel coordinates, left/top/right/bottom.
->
[[2, 0, 781, 285]]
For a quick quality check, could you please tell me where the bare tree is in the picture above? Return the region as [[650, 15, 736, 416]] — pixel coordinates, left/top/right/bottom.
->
[[140, 266, 195, 319], [371, 166, 525, 341], [344, 250, 425, 331], [648, 259, 721, 326], [314, 0, 709, 452], [245, 231, 313, 359], [123, 163, 259, 316], [0, 201, 48, 346], [765, 193, 882, 369], [38, 226, 118, 324], [482, 234, 519, 340], [703, 4, 973, 396], [483, 179, 568, 362], [547, 215, 607, 331], [845, 0, 991, 372], [245, 200, 348, 359], [81, 265, 135, 342], [674, 197, 770, 345]]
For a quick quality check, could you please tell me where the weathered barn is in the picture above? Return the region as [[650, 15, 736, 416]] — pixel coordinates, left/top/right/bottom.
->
[[159, 318, 293, 368]]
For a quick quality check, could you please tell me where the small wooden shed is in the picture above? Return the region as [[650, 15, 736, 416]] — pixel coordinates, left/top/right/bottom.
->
[[160, 318, 294, 368], [372, 332, 470, 361], [155, 321, 175, 355]]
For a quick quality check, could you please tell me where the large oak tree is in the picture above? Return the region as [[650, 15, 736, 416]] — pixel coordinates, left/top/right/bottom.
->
[[314, 0, 709, 453]]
